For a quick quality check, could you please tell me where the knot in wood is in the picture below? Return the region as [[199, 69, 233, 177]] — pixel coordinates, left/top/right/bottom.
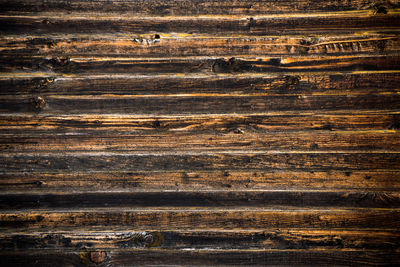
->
[[33, 96, 46, 110], [89, 251, 107, 264]]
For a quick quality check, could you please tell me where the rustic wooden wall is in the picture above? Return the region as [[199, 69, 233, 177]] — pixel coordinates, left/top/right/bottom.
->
[[1, 0, 400, 266]]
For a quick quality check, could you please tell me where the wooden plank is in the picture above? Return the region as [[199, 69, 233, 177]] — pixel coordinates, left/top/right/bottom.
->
[[1, 114, 398, 133], [1, 170, 399, 192], [1, 34, 399, 57], [1, 249, 400, 266], [2, 94, 400, 115], [1, 55, 399, 74], [1, 152, 400, 173], [0, 208, 399, 229], [1, 229, 399, 250], [2, 72, 400, 96], [1, 131, 399, 152], [1, 0, 396, 15], [1, 191, 399, 209], [1, 249, 399, 266], [1, 12, 399, 36]]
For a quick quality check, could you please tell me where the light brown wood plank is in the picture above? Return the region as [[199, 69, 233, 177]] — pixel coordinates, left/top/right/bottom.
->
[[1, 114, 398, 133], [1, 170, 399, 192], [1, 208, 399, 230], [1, 131, 399, 152], [1, 34, 399, 57]]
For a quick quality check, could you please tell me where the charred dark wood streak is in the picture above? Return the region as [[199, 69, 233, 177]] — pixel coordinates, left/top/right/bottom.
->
[[1, 153, 400, 173], [0, 209, 399, 229], [0, 191, 399, 209]]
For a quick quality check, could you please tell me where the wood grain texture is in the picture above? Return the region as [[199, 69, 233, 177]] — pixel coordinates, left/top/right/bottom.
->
[[2, 229, 399, 250], [2, 152, 400, 173], [1, 114, 399, 133], [2, 0, 397, 15], [1, 12, 400, 36], [1, 0, 399, 265], [2, 94, 400, 115], [1, 171, 399, 192], [2, 191, 400, 209], [1, 55, 399, 74], [1, 72, 400, 96], [1, 208, 399, 229], [1, 34, 399, 57], [1, 249, 399, 266], [2, 131, 399, 152]]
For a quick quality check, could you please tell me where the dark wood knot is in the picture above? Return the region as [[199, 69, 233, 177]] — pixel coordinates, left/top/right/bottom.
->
[[89, 251, 107, 264]]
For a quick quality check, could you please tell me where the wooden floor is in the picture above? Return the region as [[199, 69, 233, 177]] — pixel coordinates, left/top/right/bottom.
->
[[1, 0, 400, 266]]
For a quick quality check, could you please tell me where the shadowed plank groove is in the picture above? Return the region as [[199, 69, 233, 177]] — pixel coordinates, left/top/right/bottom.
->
[[1, 229, 399, 250], [1, 191, 399, 209], [1, 12, 400, 36], [1, 170, 399, 192], [0, 208, 399, 229]]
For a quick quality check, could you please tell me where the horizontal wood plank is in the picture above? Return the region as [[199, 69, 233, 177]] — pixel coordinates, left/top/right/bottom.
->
[[1, 171, 399, 192], [1, 114, 398, 133], [1, 0, 396, 15], [1, 209, 399, 229], [2, 94, 400, 114], [1, 12, 399, 36], [1, 34, 399, 57], [1, 55, 399, 74], [1, 191, 399, 209], [2, 72, 400, 96], [1, 229, 399, 250], [1, 249, 399, 266], [1, 152, 400, 173], [1, 131, 399, 152]]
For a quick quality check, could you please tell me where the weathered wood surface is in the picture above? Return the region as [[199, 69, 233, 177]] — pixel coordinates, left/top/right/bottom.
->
[[2, 229, 399, 250], [1, 171, 400, 192], [1, 0, 400, 266], [1, 249, 399, 267]]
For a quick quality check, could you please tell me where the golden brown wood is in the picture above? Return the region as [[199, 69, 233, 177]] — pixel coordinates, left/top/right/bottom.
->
[[0, 0, 399, 265]]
